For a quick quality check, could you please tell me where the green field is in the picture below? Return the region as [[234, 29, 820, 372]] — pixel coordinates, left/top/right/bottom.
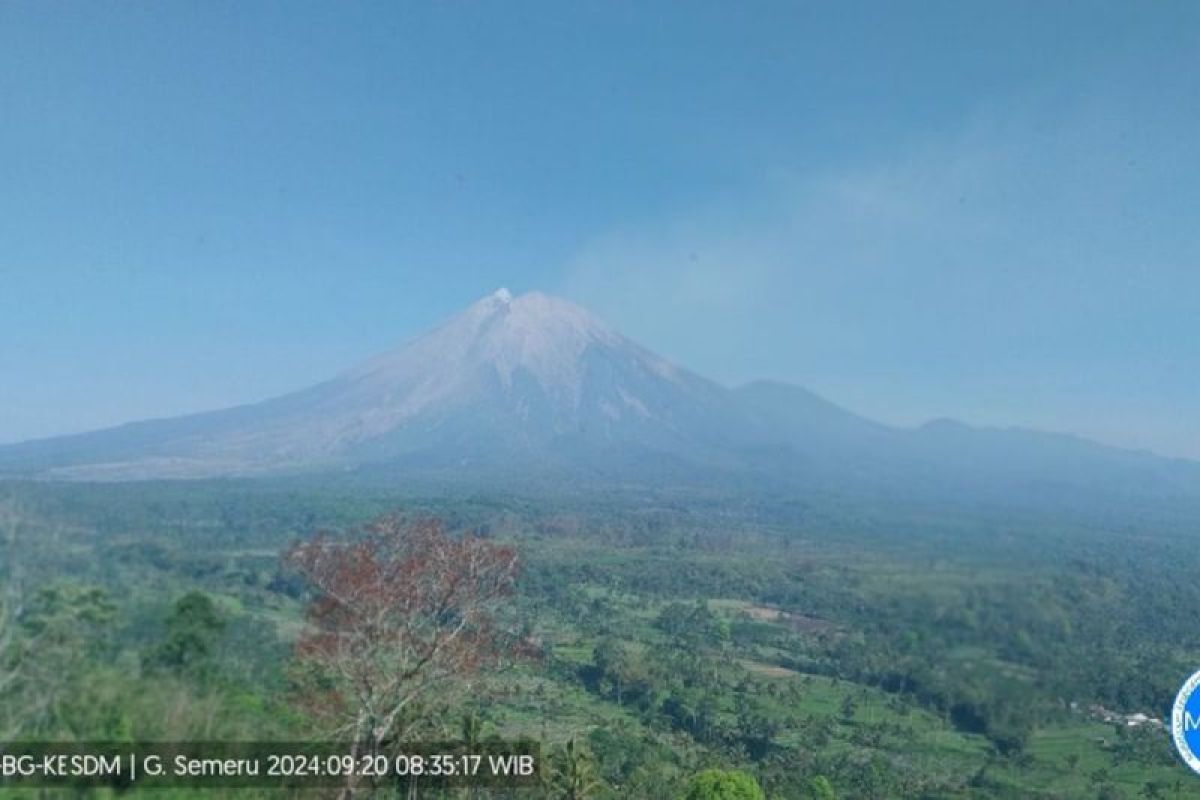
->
[[0, 479, 1197, 798]]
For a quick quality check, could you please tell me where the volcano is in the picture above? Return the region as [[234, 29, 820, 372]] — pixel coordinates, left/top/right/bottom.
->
[[0, 290, 756, 479], [2, 289, 1197, 519]]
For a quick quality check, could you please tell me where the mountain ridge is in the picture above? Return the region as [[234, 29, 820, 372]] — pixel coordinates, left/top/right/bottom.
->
[[1, 290, 1197, 517]]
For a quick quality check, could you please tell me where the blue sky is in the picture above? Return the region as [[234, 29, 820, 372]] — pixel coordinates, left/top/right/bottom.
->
[[2, 1, 1198, 457]]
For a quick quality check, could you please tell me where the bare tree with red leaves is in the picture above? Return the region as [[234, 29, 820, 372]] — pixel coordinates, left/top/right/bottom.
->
[[286, 514, 521, 750]]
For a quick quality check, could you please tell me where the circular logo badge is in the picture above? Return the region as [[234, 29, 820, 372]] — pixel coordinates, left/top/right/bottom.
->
[[1173, 670, 1200, 775]]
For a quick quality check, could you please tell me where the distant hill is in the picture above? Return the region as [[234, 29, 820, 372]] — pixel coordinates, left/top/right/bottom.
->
[[2, 289, 1197, 517]]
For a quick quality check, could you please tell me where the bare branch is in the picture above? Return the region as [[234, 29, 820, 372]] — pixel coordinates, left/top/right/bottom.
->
[[285, 515, 522, 749]]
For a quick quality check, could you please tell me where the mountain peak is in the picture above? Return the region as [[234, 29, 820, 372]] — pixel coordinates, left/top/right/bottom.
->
[[1, 286, 1195, 511], [311, 289, 700, 453]]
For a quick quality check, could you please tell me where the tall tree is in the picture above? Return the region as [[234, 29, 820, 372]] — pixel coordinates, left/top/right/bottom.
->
[[146, 591, 226, 676], [683, 769, 765, 800], [286, 515, 521, 749], [549, 736, 603, 800], [0, 502, 25, 739]]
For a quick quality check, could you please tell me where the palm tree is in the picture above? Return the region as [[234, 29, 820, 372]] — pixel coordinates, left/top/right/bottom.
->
[[550, 736, 603, 799]]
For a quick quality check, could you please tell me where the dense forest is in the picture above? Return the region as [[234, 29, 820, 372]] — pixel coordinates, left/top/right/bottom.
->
[[0, 478, 1196, 798]]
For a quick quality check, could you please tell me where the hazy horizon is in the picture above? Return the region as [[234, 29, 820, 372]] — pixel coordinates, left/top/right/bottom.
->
[[0, 286, 1192, 467], [3, 2, 1198, 458]]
